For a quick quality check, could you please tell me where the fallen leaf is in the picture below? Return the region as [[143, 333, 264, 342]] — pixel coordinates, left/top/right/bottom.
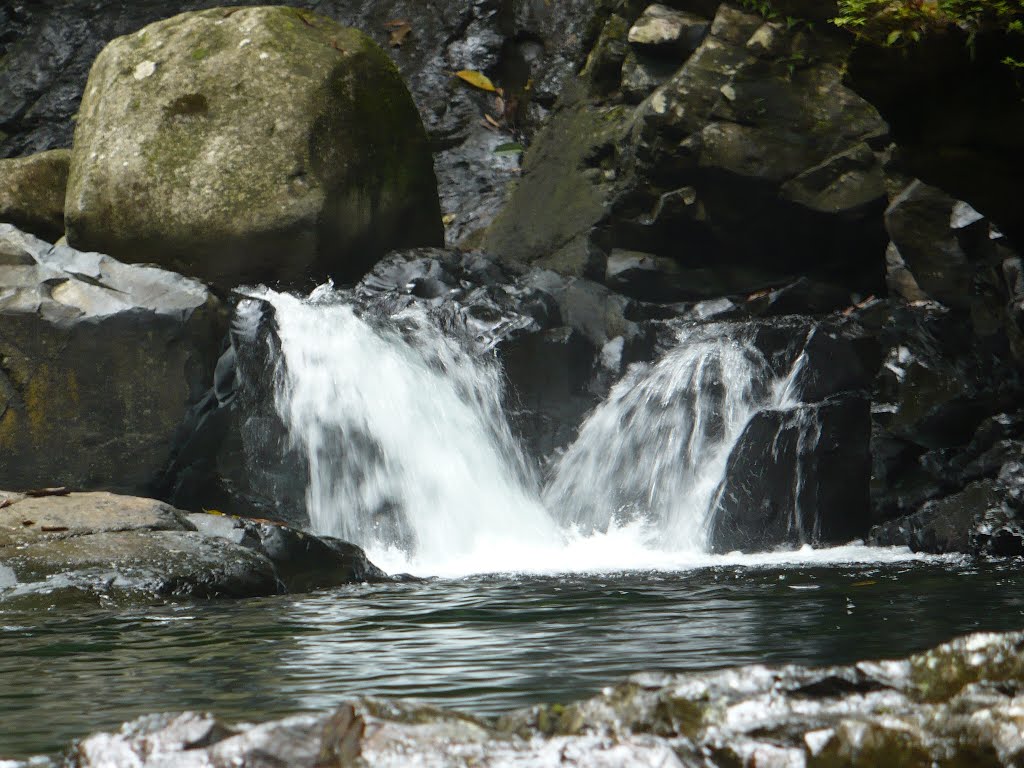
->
[[851, 580, 877, 587], [454, 69, 497, 92], [0, 498, 14, 510], [483, 113, 501, 128], [480, 118, 498, 132], [494, 142, 524, 155], [386, 20, 412, 47], [202, 508, 225, 516], [40, 525, 69, 533], [442, 213, 457, 226], [20, 519, 33, 526]]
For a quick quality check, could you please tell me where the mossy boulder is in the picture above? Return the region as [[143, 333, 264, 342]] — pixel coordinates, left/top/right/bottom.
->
[[64, 6, 442, 292], [0, 149, 70, 242]]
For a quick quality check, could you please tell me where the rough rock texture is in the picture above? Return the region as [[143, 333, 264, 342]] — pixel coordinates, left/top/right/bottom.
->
[[0, 224, 225, 496], [56, 631, 1024, 768], [486, 4, 891, 299], [0, 490, 390, 606], [64, 7, 441, 291], [0, 149, 70, 242]]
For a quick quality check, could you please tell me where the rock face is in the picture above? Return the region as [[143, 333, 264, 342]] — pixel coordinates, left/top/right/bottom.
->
[[0, 149, 70, 242], [486, 4, 890, 299], [65, 7, 442, 291], [62, 630, 1024, 768], [0, 490, 389, 606], [0, 224, 224, 495]]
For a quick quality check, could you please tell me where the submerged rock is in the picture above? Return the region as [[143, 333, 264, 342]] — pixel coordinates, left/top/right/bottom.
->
[[0, 149, 69, 242], [52, 630, 1024, 768], [0, 224, 224, 496], [0, 490, 389, 606], [65, 7, 442, 291]]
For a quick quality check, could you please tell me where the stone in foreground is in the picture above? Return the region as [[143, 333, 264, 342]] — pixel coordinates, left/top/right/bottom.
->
[[60, 631, 1024, 767], [65, 7, 442, 291], [0, 490, 390, 605]]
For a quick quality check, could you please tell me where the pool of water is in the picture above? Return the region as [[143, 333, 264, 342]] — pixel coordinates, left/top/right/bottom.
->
[[3, 554, 1024, 759]]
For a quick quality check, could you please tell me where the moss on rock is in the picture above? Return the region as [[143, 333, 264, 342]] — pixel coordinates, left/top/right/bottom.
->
[[65, 6, 442, 291]]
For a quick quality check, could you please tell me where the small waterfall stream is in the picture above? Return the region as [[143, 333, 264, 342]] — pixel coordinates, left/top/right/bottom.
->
[[254, 285, 834, 574]]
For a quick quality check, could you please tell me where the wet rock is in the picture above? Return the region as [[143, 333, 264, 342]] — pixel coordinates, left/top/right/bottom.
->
[[710, 396, 871, 553], [61, 630, 1024, 768], [0, 491, 390, 606], [64, 8, 441, 292], [868, 478, 1024, 557], [0, 149, 69, 241], [0, 225, 225, 496]]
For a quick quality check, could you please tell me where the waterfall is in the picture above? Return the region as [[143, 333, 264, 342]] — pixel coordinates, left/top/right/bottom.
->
[[244, 285, 869, 574], [543, 324, 803, 551], [260, 286, 560, 566]]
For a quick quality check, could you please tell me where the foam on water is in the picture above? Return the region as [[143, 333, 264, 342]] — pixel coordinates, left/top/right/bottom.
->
[[257, 285, 933, 579]]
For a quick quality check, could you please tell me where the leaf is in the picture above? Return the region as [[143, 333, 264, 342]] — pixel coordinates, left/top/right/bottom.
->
[[25, 487, 70, 498], [202, 508, 225, 516], [886, 29, 902, 45], [454, 69, 497, 92], [483, 113, 501, 128], [442, 213, 457, 226], [386, 19, 412, 47], [40, 525, 69, 533], [494, 142, 524, 155], [851, 580, 877, 587]]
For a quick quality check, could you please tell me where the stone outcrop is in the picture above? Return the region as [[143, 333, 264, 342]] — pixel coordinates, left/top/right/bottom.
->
[[0, 490, 390, 606], [0, 149, 69, 242], [486, 4, 890, 300], [63, 630, 1024, 768], [65, 7, 442, 291], [0, 224, 224, 496]]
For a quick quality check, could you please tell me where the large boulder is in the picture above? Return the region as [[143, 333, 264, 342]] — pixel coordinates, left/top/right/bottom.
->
[[0, 224, 224, 495], [0, 148, 70, 241], [64, 7, 442, 291]]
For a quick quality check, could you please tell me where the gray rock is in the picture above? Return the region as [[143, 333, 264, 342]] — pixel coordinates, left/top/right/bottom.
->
[[627, 5, 709, 55], [65, 7, 442, 291], [0, 224, 225, 496], [0, 490, 391, 605], [0, 149, 69, 242]]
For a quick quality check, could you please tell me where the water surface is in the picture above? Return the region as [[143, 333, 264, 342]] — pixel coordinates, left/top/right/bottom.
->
[[3, 556, 1024, 759]]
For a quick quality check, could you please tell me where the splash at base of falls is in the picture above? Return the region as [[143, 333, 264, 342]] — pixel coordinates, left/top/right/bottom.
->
[[255, 284, 918, 578]]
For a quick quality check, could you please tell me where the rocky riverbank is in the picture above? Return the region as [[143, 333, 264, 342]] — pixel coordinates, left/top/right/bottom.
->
[[7, 629, 1018, 767]]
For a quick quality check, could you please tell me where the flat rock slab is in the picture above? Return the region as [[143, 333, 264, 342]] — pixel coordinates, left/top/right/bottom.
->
[[0, 491, 389, 606]]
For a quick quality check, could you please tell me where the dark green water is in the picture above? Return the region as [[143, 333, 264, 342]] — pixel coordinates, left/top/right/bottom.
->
[[3, 556, 1024, 760]]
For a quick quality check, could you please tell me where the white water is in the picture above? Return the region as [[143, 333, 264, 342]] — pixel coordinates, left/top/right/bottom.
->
[[257, 286, 927, 577]]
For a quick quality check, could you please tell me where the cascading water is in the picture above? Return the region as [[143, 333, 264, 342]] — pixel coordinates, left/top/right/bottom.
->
[[543, 324, 800, 551], [251, 284, 890, 575], [259, 285, 561, 571]]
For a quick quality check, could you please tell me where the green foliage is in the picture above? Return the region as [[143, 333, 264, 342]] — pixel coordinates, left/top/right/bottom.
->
[[833, 0, 1024, 48]]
